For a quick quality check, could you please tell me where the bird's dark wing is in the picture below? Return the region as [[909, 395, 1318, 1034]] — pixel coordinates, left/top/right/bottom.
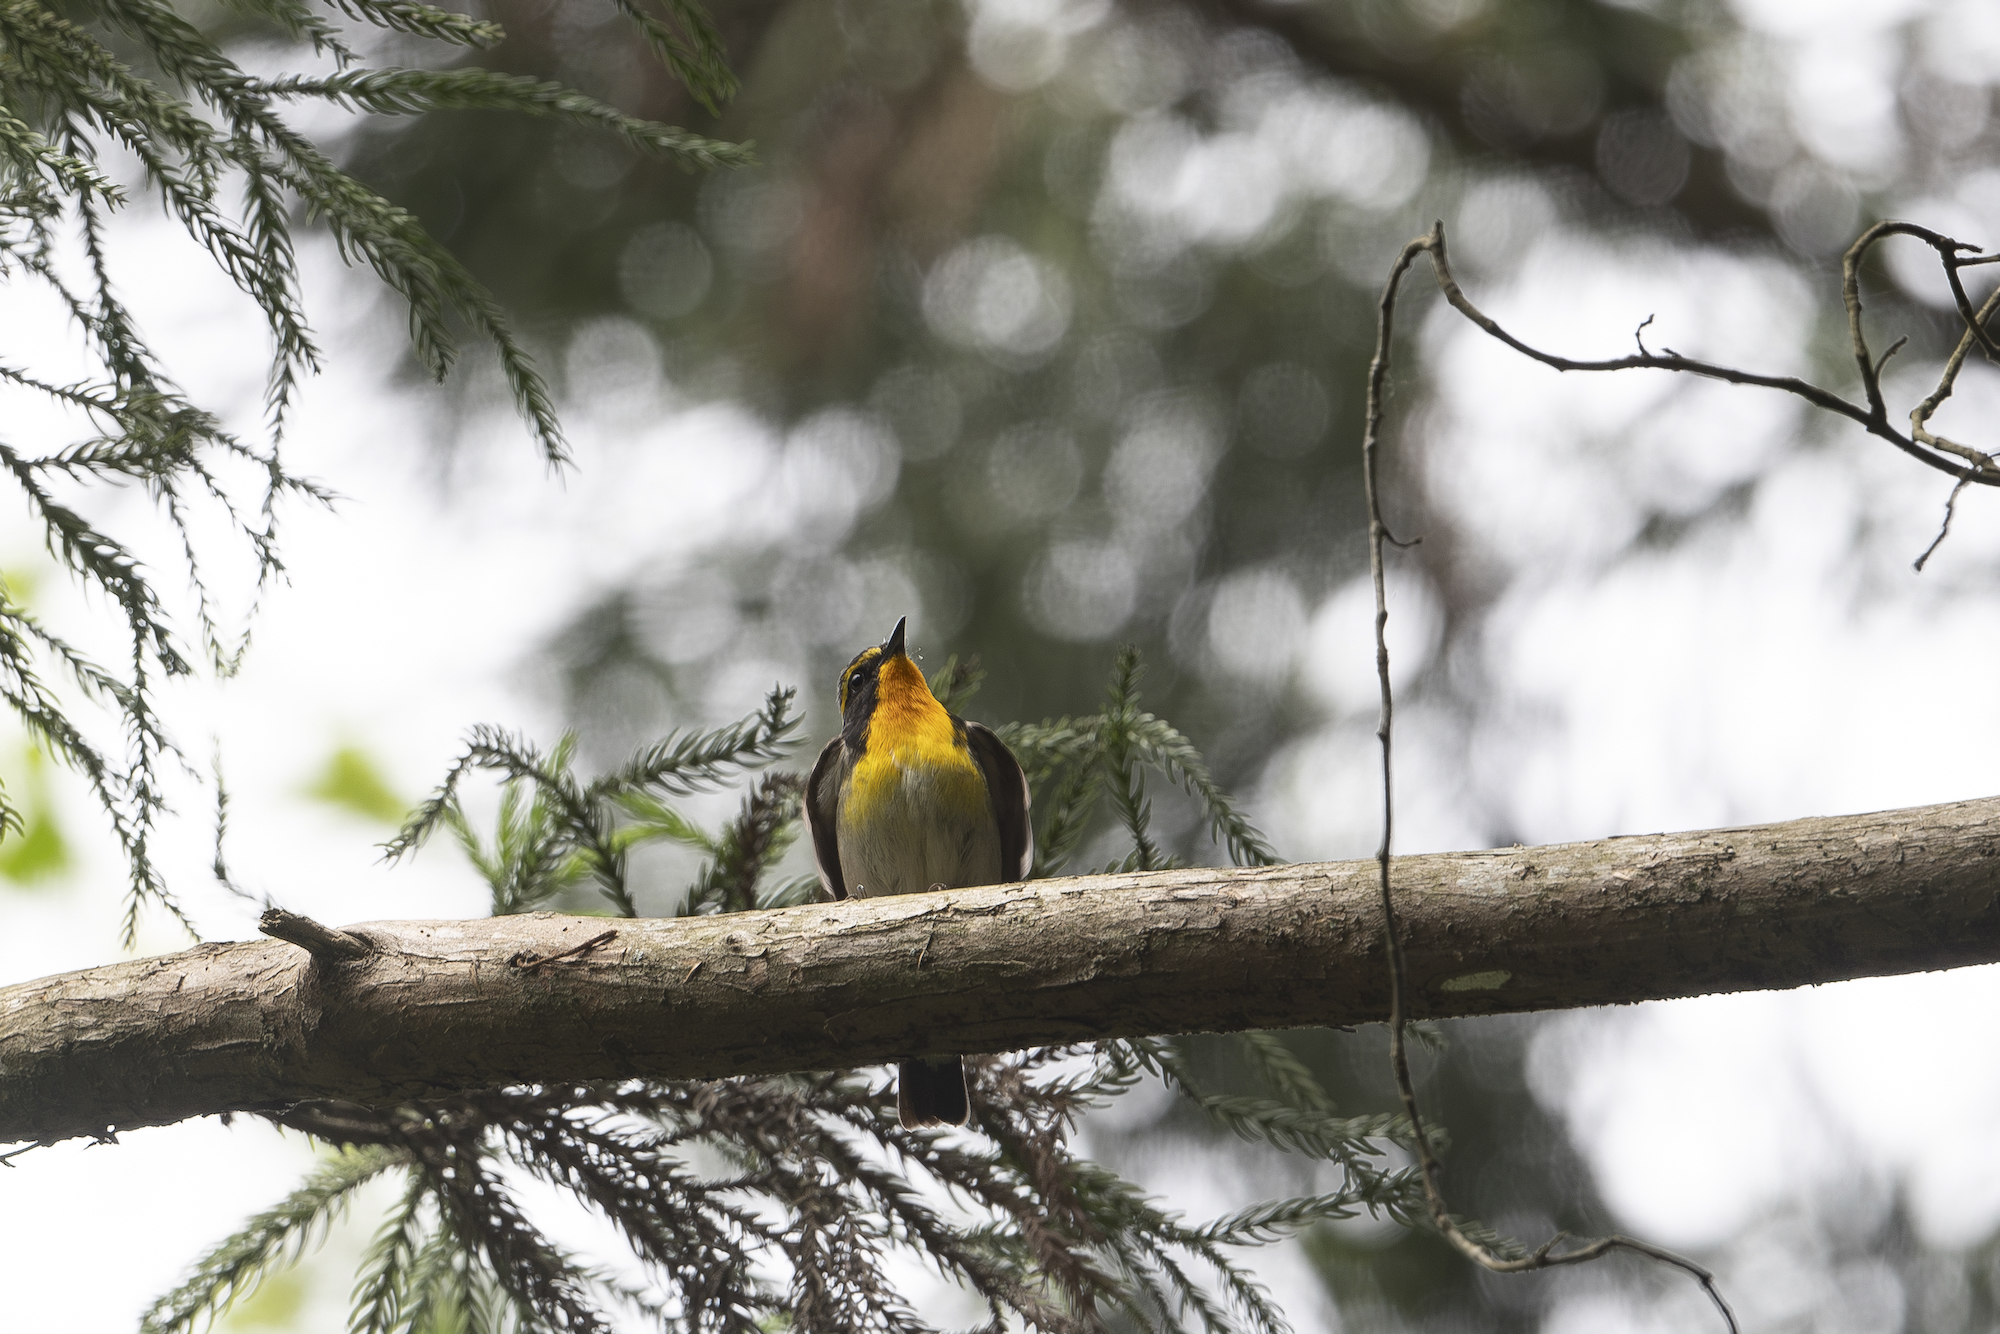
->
[[965, 721, 1033, 881], [806, 735, 848, 901]]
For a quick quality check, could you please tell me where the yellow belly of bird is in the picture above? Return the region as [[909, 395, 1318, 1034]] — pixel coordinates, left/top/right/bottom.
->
[[838, 745, 1000, 898]]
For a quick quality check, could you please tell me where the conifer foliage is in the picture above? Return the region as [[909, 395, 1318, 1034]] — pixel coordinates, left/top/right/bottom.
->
[[990, 649, 1278, 877], [146, 659, 1432, 1332], [10, 2, 1440, 1321], [0, 0, 751, 940]]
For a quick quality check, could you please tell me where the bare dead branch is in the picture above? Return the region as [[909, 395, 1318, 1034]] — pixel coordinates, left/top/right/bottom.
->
[[1911, 274, 2000, 476], [1915, 476, 1976, 573], [1873, 335, 1909, 380], [1416, 219, 2000, 505]]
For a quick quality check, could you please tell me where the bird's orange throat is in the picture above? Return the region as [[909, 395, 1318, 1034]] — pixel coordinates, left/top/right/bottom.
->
[[864, 655, 960, 762], [845, 655, 981, 818]]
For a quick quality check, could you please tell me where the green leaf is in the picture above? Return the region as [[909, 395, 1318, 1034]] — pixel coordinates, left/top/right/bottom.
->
[[0, 808, 70, 883], [304, 745, 410, 824], [218, 1269, 308, 1328], [0, 745, 70, 884]]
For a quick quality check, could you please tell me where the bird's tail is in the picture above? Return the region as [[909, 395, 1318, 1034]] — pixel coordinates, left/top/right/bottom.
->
[[898, 1056, 970, 1128]]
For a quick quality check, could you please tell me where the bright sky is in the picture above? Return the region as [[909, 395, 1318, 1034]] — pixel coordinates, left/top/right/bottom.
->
[[6, 0, 2000, 1329]]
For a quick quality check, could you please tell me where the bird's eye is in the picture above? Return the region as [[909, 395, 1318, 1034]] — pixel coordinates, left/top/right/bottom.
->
[[840, 653, 881, 705]]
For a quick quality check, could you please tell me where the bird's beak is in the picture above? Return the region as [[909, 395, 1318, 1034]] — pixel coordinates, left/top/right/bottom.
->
[[884, 616, 908, 659]]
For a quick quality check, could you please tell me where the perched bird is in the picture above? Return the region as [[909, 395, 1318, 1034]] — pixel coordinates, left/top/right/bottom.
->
[[806, 616, 1032, 1128]]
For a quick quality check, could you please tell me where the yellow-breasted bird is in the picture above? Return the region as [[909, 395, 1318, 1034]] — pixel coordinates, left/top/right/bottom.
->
[[806, 616, 1033, 1128]]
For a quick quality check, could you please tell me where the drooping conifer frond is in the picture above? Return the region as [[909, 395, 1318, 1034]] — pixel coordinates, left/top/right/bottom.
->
[[157, 661, 1448, 1333], [0, 0, 750, 938], [139, 1145, 409, 1334]]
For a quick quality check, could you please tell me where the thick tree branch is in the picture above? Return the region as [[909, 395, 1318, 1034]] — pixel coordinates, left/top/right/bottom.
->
[[5, 794, 2000, 1147]]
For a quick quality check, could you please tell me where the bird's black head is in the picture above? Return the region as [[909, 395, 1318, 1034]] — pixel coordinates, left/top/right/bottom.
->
[[836, 616, 910, 731]]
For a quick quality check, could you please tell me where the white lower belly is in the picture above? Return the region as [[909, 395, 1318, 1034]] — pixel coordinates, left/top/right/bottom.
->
[[839, 779, 1001, 898]]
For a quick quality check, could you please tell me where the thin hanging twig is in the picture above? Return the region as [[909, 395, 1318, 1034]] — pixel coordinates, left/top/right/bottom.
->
[[1358, 222, 1739, 1331]]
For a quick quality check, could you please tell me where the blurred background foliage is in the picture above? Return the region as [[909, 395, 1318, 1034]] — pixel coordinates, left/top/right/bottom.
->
[[317, 0, 2000, 1321], [9, 0, 2000, 1323], [302, 745, 414, 826], [344, 0, 1997, 824]]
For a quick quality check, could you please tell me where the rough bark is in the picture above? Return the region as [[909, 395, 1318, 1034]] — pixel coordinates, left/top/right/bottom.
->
[[5, 795, 1998, 1146]]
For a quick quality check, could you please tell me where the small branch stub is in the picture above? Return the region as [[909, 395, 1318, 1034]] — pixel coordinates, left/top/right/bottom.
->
[[258, 908, 374, 961]]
